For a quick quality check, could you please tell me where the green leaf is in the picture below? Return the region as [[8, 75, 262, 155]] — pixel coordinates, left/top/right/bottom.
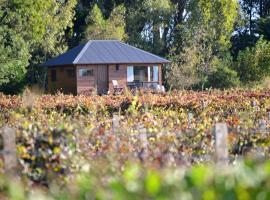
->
[[145, 170, 161, 196]]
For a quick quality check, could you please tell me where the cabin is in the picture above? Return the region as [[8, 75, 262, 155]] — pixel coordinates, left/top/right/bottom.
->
[[41, 40, 170, 95]]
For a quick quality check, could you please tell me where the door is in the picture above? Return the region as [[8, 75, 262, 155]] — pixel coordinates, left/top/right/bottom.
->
[[97, 65, 109, 94]]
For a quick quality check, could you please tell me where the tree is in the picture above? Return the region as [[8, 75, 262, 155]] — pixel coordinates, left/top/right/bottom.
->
[[84, 4, 126, 41], [168, 0, 239, 90], [240, 0, 270, 34], [0, 27, 29, 94], [0, 0, 77, 93], [235, 38, 270, 84], [125, 0, 174, 56], [26, 0, 78, 86], [194, 0, 239, 55]]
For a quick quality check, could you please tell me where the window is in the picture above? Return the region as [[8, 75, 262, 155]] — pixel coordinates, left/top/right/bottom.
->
[[152, 66, 159, 82], [127, 66, 134, 82], [79, 68, 94, 77], [51, 69, 57, 82], [116, 64, 119, 71], [134, 66, 148, 82], [126, 66, 159, 82], [66, 69, 76, 78]]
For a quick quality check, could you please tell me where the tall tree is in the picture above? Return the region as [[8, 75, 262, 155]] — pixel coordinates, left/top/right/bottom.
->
[[232, 0, 270, 60], [27, 0, 78, 86], [168, 0, 239, 89], [125, 0, 174, 56], [84, 4, 126, 41]]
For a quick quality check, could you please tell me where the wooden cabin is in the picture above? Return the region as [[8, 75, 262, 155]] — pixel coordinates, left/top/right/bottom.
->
[[41, 40, 170, 95]]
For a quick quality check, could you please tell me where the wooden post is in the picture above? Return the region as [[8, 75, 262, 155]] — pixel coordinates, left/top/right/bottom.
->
[[0, 127, 17, 172], [112, 114, 120, 133], [188, 112, 193, 128], [259, 119, 267, 134], [140, 131, 148, 149], [139, 129, 148, 160], [214, 123, 228, 165], [112, 115, 120, 152], [201, 100, 206, 109]]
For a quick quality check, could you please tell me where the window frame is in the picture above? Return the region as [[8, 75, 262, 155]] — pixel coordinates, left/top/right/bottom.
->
[[126, 65, 159, 83], [79, 68, 94, 77]]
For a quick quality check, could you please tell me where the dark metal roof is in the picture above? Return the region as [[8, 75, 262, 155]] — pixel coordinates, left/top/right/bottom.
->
[[41, 40, 170, 67]]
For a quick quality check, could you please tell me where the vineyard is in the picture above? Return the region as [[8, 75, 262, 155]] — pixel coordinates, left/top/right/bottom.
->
[[1, 89, 270, 199]]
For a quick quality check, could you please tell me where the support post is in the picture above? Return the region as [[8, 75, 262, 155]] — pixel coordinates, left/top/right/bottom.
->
[[0, 127, 17, 173], [214, 123, 229, 165]]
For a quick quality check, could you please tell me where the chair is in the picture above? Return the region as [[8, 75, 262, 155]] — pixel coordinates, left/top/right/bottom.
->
[[112, 80, 124, 94]]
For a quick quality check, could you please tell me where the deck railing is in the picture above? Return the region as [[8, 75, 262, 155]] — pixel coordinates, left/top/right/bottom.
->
[[127, 81, 159, 89]]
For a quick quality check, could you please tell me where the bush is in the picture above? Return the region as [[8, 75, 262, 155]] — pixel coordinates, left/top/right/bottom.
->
[[206, 57, 240, 89], [17, 122, 80, 184], [235, 38, 270, 85]]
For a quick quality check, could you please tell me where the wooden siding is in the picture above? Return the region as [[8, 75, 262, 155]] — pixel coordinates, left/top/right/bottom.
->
[[97, 65, 109, 94], [76, 65, 97, 95], [47, 66, 77, 95], [108, 64, 127, 92]]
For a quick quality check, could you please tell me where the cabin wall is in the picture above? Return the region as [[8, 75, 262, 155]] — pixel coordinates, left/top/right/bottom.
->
[[47, 66, 77, 95], [76, 65, 98, 95], [108, 64, 127, 93]]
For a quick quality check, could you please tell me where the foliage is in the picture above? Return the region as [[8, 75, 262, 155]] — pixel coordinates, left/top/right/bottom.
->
[[84, 4, 126, 41], [0, 30, 29, 94], [1, 160, 270, 199], [0, 89, 270, 197], [0, 0, 77, 92], [256, 17, 270, 41], [17, 123, 79, 184], [206, 56, 240, 89], [169, 0, 239, 90], [0, 1, 30, 93], [195, 0, 239, 54], [236, 38, 270, 84]]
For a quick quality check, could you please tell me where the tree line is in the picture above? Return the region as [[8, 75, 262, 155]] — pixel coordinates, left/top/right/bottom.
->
[[0, 0, 270, 94]]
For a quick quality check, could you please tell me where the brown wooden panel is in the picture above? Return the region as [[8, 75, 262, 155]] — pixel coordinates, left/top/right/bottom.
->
[[76, 65, 97, 95], [47, 66, 77, 95], [97, 65, 108, 94]]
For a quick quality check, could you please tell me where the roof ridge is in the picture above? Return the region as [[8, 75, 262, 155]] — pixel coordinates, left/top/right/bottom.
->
[[117, 41, 170, 62], [73, 41, 93, 64]]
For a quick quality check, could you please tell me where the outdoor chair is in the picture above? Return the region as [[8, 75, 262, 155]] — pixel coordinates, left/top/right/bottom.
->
[[112, 80, 124, 94]]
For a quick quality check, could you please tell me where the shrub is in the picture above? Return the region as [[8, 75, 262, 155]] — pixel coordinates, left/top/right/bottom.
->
[[207, 57, 240, 89], [17, 123, 80, 184], [235, 38, 270, 85]]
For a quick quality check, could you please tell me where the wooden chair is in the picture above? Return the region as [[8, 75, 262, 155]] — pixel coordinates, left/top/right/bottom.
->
[[112, 80, 124, 94]]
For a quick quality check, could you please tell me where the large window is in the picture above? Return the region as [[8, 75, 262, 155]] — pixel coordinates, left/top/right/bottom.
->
[[79, 68, 94, 77], [127, 66, 159, 82], [134, 66, 148, 82]]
